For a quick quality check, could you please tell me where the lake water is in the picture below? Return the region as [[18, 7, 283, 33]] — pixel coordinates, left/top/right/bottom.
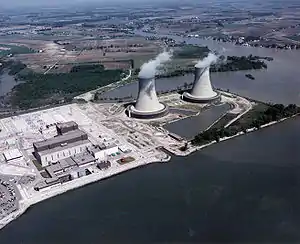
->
[[124, 31, 300, 105], [165, 104, 230, 139], [1, 32, 300, 243], [0, 72, 20, 96], [1, 117, 300, 243]]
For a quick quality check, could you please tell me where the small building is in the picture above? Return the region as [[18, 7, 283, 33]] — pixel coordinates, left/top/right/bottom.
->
[[58, 173, 71, 183], [70, 171, 79, 180], [103, 144, 119, 156], [3, 149, 23, 162], [118, 145, 131, 153], [98, 143, 107, 150], [88, 147, 106, 160], [45, 162, 64, 178], [97, 161, 111, 170], [88, 144, 118, 160], [56, 121, 78, 135], [34, 178, 60, 192]]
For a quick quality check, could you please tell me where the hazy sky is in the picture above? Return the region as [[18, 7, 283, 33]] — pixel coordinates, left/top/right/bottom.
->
[[0, 0, 116, 8]]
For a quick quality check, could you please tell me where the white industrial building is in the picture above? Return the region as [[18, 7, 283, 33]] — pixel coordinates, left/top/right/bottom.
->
[[88, 144, 119, 160], [33, 129, 91, 167], [118, 145, 131, 153], [183, 66, 220, 103], [3, 148, 23, 162], [126, 76, 168, 119]]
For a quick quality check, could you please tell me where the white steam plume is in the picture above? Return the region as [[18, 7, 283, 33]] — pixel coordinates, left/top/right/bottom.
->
[[195, 52, 218, 68], [139, 50, 173, 78]]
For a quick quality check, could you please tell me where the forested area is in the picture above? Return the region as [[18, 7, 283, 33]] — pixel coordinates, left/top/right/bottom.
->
[[10, 64, 123, 109], [192, 104, 300, 146]]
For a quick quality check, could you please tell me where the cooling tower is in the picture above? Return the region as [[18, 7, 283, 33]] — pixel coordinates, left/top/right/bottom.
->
[[183, 66, 220, 103], [127, 76, 168, 119]]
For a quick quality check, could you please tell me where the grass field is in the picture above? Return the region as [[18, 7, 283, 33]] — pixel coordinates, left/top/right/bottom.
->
[[210, 113, 238, 129], [0, 44, 34, 57], [231, 103, 269, 127]]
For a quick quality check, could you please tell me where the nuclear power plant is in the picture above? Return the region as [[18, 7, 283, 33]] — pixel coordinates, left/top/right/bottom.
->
[[182, 65, 220, 103], [126, 75, 168, 119]]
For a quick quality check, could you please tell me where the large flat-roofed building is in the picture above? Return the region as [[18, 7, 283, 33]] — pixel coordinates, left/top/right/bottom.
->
[[33, 129, 91, 167], [34, 130, 87, 152]]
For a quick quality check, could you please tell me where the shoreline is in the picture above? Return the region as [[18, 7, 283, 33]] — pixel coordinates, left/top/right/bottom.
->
[[168, 114, 299, 157], [0, 103, 298, 231], [0, 155, 170, 230]]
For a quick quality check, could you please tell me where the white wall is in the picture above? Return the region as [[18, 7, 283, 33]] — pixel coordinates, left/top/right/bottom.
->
[[39, 142, 91, 167], [104, 146, 119, 155], [94, 150, 106, 160]]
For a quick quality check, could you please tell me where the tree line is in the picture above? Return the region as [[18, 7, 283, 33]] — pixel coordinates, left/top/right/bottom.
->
[[11, 64, 123, 109], [191, 104, 300, 146]]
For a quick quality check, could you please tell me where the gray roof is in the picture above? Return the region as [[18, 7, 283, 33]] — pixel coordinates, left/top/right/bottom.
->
[[45, 177, 59, 184], [105, 143, 118, 149], [71, 153, 96, 166], [35, 178, 60, 190], [89, 147, 101, 154], [45, 156, 79, 178], [34, 130, 88, 152], [98, 143, 106, 150], [37, 140, 91, 156], [59, 157, 77, 169], [56, 121, 78, 130], [49, 162, 63, 173]]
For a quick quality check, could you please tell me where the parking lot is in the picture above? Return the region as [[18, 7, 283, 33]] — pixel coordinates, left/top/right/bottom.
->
[[0, 178, 19, 219]]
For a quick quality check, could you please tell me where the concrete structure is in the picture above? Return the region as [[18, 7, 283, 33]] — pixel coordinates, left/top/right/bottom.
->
[[127, 76, 168, 119], [33, 130, 91, 167], [34, 178, 61, 192], [56, 121, 78, 135], [71, 153, 96, 168], [119, 145, 131, 153], [183, 66, 220, 103], [3, 149, 23, 162], [88, 144, 119, 160], [97, 161, 111, 170], [45, 158, 77, 178]]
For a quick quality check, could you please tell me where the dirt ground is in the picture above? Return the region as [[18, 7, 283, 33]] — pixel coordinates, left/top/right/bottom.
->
[[6, 37, 162, 72]]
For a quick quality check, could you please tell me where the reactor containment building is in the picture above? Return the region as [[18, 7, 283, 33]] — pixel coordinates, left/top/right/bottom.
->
[[126, 76, 168, 119], [183, 66, 220, 103]]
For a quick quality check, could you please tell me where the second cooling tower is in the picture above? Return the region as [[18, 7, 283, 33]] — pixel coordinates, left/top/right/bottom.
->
[[126, 76, 168, 119], [183, 66, 220, 103]]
